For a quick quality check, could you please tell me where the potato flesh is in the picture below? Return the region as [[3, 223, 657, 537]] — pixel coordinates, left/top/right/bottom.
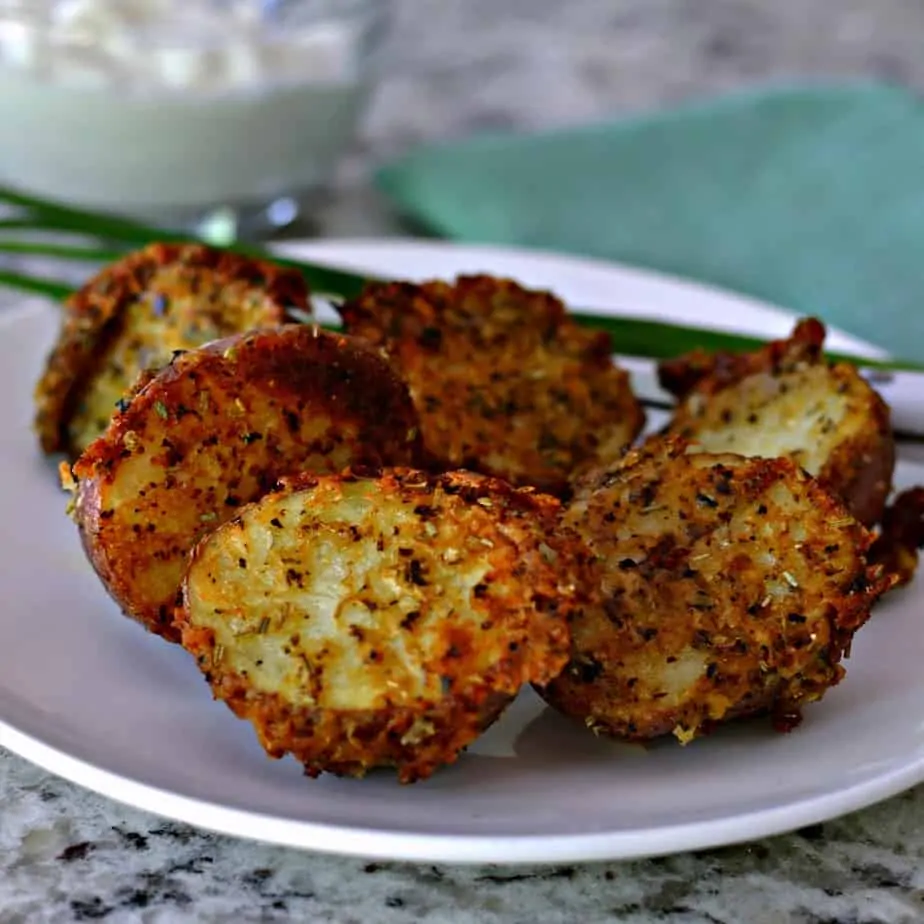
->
[[663, 330, 895, 526], [71, 325, 423, 639], [35, 243, 306, 458], [186, 482, 505, 711], [178, 469, 578, 782], [99, 408, 354, 624], [584, 473, 826, 723], [67, 283, 278, 454], [673, 365, 861, 477], [543, 444, 885, 741], [339, 276, 645, 493]]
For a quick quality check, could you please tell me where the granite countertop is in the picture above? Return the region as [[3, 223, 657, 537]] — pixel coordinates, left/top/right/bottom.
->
[[5, 1, 924, 921]]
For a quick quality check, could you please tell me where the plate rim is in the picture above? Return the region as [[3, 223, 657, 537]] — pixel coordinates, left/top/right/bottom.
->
[[4, 707, 924, 865], [0, 237, 914, 865], [279, 237, 885, 356]]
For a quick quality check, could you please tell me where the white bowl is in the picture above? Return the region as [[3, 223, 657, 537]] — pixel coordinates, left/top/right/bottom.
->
[[0, 0, 386, 236]]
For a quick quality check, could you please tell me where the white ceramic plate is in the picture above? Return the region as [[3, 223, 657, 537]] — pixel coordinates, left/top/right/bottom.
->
[[2, 239, 923, 866]]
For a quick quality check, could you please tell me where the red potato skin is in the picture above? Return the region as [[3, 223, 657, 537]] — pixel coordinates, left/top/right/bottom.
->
[[69, 325, 424, 641], [35, 242, 309, 456], [175, 468, 585, 783], [869, 487, 924, 589], [539, 439, 894, 743], [660, 318, 895, 527], [338, 274, 645, 494]]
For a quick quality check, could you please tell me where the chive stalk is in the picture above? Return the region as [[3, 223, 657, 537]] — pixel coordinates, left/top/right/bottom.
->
[[2, 184, 922, 373]]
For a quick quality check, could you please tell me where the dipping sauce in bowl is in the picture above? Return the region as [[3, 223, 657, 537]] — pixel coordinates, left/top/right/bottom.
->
[[0, 0, 386, 235]]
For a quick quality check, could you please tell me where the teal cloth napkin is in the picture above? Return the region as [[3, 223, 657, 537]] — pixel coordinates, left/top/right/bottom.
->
[[376, 82, 924, 361]]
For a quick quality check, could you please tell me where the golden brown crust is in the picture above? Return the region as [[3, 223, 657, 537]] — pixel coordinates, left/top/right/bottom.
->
[[821, 406, 895, 528], [69, 325, 423, 641], [539, 438, 892, 743], [176, 468, 580, 783], [869, 487, 924, 589], [337, 275, 645, 494], [659, 318, 894, 526], [35, 242, 309, 457], [658, 317, 828, 399]]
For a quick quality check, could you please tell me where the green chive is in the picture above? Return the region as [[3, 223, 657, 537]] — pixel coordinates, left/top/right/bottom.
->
[[0, 240, 127, 262], [1, 184, 922, 373], [0, 268, 74, 302]]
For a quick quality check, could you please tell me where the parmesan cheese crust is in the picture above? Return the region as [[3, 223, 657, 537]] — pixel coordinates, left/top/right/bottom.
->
[[35, 242, 308, 457], [177, 468, 581, 783], [68, 325, 423, 640], [338, 275, 645, 494], [659, 318, 895, 526], [540, 439, 892, 742]]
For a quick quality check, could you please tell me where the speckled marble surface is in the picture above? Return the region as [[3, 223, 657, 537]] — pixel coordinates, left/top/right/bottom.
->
[[5, 756, 924, 924], [5, 1, 924, 922]]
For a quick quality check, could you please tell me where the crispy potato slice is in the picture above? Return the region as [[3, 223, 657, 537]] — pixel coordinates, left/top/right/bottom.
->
[[35, 242, 309, 457], [659, 318, 894, 526], [176, 468, 578, 783], [539, 439, 891, 743], [337, 275, 645, 494], [68, 325, 423, 641]]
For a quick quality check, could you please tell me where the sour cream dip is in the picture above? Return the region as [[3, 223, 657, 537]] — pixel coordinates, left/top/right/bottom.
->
[[0, 1, 378, 221]]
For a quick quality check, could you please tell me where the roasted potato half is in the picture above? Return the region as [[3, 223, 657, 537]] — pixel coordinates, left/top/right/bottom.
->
[[35, 242, 309, 457], [337, 275, 645, 494], [176, 468, 579, 783], [68, 325, 423, 641], [539, 439, 891, 743], [659, 318, 894, 526]]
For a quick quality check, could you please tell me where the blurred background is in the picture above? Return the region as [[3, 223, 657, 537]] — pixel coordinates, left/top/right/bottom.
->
[[365, 0, 921, 153], [330, 0, 924, 233], [4, 0, 924, 356], [4, 0, 924, 237]]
